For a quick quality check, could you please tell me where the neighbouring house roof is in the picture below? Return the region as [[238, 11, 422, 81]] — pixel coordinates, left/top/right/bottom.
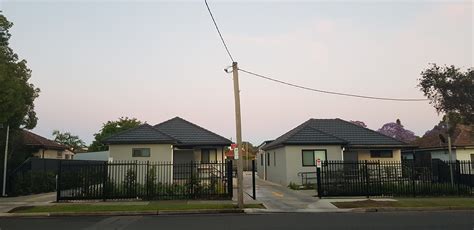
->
[[103, 117, 232, 146], [410, 124, 474, 150], [258, 140, 274, 149], [154, 117, 232, 146], [262, 118, 408, 150], [22, 130, 68, 151], [102, 123, 177, 144]]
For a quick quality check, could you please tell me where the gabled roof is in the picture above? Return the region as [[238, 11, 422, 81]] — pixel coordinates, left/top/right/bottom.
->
[[411, 124, 473, 149], [263, 118, 408, 150], [154, 117, 232, 146], [103, 124, 177, 144], [22, 130, 68, 150]]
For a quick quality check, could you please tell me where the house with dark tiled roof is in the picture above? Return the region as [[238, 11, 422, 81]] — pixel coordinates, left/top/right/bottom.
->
[[22, 130, 74, 159], [103, 117, 232, 163], [402, 124, 474, 162], [258, 118, 409, 186]]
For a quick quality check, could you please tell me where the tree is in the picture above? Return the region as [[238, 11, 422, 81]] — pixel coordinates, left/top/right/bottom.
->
[[52, 130, 86, 152], [349, 120, 367, 128], [377, 119, 417, 143], [0, 13, 40, 130], [89, 117, 142, 151], [418, 64, 473, 124]]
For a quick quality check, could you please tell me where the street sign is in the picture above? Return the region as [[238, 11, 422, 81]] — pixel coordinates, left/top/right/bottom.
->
[[316, 158, 321, 168], [234, 148, 239, 159]]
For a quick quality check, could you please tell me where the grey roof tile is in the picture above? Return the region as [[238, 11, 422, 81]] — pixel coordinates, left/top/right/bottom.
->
[[263, 118, 407, 150], [103, 124, 177, 144], [154, 117, 232, 146]]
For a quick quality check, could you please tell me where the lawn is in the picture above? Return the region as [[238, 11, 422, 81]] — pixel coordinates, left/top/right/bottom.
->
[[10, 203, 264, 213], [332, 198, 474, 209]]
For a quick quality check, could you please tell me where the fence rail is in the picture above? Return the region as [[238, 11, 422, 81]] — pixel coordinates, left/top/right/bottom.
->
[[57, 160, 233, 201], [317, 160, 473, 197]]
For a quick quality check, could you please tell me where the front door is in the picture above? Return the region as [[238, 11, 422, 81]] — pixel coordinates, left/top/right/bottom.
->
[[173, 150, 194, 179], [343, 151, 358, 162]]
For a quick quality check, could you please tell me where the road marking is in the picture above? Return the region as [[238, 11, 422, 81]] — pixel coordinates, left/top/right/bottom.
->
[[272, 192, 284, 197]]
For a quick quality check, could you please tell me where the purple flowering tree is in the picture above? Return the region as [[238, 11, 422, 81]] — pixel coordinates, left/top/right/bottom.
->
[[377, 119, 417, 143]]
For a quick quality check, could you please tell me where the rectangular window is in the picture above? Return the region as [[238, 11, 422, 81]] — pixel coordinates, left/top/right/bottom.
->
[[260, 154, 263, 166], [266, 152, 270, 166], [273, 152, 276, 166], [302, 150, 315, 166], [302, 149, 327, 167], [370, 150, 393, 158], [201, 149, 217, 163], [132, 148, 151, 157], [57, 151, 62, 159]]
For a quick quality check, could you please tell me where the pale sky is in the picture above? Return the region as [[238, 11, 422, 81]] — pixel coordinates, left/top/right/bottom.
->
[[1, 0, 472, 145]]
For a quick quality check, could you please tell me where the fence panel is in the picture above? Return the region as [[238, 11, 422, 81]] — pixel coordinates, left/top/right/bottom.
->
[[57, 160, 233, 201], [318, 160, 473, 198]]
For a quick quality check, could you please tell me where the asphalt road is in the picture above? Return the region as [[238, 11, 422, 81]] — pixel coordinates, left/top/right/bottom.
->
[[0, 211, 473, 230]]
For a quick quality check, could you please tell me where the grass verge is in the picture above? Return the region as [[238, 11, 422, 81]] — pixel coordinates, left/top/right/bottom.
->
[[10, 203, 264, 213], [332, 198, 474, 209]]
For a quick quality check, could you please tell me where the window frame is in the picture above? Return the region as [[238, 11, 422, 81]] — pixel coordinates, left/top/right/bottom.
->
[[200, 148, 217, 163], [302, 149, 327, 167], [132, 148, 151, 158], [370, 150, 393, 158], [260, 154, 264, 166]]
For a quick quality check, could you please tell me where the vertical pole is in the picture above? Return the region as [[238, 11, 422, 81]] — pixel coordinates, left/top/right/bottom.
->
[[102, 161, 108, 201], [446, 116, 454, 186], [232, 62, 244, 209], [252, 159, 256, 200], [2, 125, 9, 196], [56, 160, 61, 202], [227, 160, 233, 199], [316, 167, 322, 199]]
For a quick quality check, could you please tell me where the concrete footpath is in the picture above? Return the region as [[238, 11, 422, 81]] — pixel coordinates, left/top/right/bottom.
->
[[0, 192, 56, 213]]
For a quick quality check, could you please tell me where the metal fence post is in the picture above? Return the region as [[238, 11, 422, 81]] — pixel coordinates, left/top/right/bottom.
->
[[227, 160, 233, 199], [252, 160, 256, 200], [316, 167, 322, 199], [411, 160, 416, 197], [56, 160, 61, 202], [102, 161, 108, 201], [364, 160, 369, 198]]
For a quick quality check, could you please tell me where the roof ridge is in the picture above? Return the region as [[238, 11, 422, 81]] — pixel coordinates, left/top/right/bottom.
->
[[154, 116, 231, 143], [102, 123, 178, 143], [334, 118, 407, 144]]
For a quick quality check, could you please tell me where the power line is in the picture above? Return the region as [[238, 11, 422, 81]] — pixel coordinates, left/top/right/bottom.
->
[[204, 0, 234, 62], [238, 68, 429, 102]]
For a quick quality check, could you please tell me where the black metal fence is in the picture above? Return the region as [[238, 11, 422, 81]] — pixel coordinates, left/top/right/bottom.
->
[[6, 158, 103, 197], [317, 160, 474, 197], [57, 160, 233, 201]]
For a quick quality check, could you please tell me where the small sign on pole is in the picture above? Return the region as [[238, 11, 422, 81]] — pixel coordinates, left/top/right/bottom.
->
[[234, 148, 239, 159], [316, 158, 322, 168]]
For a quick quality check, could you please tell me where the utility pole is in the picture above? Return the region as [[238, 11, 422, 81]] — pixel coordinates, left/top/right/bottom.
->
[[446, 116, 454, 186], [2, 124, 9, 196], [232, 62, 244, 209]]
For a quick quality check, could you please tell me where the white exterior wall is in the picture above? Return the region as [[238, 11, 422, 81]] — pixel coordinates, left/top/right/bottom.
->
[[257, 150, 265, 179], [284, 145, 343, 185], [109, 144, 173, 162], [264, 147, 287, 185], [32, 149, 74, 159], [455, 148, 474, 161], [356, 149, 402, 161]]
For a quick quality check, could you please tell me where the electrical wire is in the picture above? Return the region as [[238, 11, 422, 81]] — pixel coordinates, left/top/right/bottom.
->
[[204, 0, 234, 62], [238, 68, 429, 102]]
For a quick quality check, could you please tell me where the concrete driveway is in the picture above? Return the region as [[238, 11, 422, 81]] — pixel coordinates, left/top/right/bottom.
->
[[242, 172, 339, 212]]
